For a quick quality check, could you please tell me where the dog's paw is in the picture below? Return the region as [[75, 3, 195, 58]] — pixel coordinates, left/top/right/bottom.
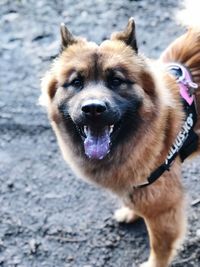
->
[[139, 262, 148, 267], [139, 261, 152, 267], [114, 207, 139, 223]]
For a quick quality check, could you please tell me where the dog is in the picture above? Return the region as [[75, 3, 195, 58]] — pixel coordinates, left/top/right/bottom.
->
[[40, 8, 200, 267]]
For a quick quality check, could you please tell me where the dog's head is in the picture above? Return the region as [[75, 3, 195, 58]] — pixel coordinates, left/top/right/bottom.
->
[[41, 18, 158, 161]]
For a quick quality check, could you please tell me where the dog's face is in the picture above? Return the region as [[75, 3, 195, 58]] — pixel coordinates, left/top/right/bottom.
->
[[41, 18, 157, 161]]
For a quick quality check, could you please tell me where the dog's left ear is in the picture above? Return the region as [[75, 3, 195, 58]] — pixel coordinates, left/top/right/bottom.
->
[[111, 17, 138, 53], [60, 23, 77, 51]]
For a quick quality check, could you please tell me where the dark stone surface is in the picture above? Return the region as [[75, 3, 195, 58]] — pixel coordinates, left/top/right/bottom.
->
[[0, 0, 199, 266]]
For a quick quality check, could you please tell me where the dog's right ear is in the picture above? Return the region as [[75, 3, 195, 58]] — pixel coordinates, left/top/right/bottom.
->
[[60, 23, 77, 51]]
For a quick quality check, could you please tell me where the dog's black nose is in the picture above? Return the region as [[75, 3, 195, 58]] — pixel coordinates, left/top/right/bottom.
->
[[81, 100, 107, 116]]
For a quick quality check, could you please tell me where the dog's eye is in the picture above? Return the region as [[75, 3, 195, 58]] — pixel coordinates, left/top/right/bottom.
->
[[71, 78, 84, 89], [109, 77, 124, 88]]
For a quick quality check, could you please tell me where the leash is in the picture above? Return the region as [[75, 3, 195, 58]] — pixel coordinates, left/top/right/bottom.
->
[[133, 63, 199, 189]]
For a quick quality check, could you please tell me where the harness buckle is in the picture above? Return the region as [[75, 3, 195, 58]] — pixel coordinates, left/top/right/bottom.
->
[[177, 66, 198, 96]]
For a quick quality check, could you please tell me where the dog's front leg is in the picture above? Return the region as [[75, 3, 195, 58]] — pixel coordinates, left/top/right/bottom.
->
[[140, 203, 186, 267]]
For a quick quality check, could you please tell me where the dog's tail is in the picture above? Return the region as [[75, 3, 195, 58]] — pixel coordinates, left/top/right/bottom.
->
[[160, 0, 200, 103], [177, 0, 200, 28], [160, 1, 200, 153]]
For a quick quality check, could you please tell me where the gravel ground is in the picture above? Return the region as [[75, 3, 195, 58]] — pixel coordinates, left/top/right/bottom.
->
[[0, 0, 200, 266]]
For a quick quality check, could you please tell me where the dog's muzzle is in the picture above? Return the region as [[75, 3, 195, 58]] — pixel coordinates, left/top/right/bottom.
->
[[78, 99, 117, 160]]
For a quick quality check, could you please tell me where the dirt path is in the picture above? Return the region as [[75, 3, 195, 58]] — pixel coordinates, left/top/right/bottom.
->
[[0, 1, 200, 266]]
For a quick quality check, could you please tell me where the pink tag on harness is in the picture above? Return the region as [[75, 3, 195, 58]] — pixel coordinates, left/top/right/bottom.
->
[[180, 83, 194, 105]]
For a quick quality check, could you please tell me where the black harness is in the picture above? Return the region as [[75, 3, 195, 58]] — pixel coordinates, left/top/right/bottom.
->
[[134, 63, 199, 189]]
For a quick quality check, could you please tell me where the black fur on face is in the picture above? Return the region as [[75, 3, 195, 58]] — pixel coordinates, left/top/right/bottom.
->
[[57, 85, 143, 159]]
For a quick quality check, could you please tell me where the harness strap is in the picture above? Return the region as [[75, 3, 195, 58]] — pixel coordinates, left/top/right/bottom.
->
[[133, 63, 199, 189]]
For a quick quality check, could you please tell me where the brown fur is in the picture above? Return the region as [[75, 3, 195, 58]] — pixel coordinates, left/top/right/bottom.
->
[[40, 21, 200, 267]]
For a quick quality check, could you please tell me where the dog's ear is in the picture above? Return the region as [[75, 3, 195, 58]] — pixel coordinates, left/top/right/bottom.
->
[[111, 17, 138, 53], [60, 23, 77, 51]]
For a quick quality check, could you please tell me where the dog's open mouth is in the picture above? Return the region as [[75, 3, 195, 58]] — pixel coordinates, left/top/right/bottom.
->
[[78, 124, 118, 160]]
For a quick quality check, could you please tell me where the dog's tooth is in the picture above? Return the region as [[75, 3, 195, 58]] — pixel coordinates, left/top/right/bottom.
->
[[109, 125, 114, 134], [84, 125, 88, 135]]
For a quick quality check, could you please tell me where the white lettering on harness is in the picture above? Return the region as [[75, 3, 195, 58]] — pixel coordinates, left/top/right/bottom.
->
[[165, 113, 193, 165]]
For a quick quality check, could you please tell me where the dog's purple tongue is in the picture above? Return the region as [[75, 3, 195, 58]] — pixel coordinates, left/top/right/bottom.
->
[[84, 126, 110, 160]]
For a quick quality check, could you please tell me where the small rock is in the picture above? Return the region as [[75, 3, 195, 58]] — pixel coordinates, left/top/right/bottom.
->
[[196, 229, 200, 238], [7, 181, 14, 189], [29, 239, 40, 254], [0, 239, 4, 247], [3, 12, 19, 22], [12, 256, 21, 265], [191, 198, 200, 206], [0, 257, 4, 264], [25, 186, 32, 194], [67, 256, 74, 262]]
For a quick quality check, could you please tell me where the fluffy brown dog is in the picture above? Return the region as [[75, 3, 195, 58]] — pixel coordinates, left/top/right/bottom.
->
[[40, 17, 200, 267]]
